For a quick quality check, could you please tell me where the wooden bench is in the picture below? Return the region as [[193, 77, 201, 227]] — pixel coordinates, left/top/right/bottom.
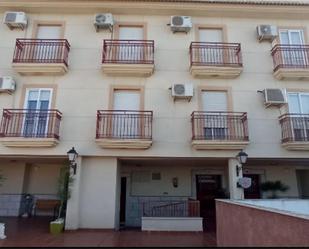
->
[[34, 199, 61, 218]]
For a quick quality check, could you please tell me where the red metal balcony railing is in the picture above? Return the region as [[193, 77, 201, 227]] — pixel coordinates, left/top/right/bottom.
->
[[96, 110, 153, 140], [279, 113, 309, 143], [0, 109, 62, 139], [102, 39, 154, 64], [191, 111, 249, 141], [190, 42, 242, 67], [142, 200, 200, 217], [271, 44, 309, 72], [13, 39, 70, 66]]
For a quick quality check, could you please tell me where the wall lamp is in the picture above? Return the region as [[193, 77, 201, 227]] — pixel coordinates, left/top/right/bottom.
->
[[67, 147, 78, 175], [236, 150, 248, 177]]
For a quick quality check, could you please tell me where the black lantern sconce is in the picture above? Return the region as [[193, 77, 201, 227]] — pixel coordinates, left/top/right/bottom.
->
[[236, 150, 248, 177], [67, 147, 78, 175], [172, 177, 178, 188]]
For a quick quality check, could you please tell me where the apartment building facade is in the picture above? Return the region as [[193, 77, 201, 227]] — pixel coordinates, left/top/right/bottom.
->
[[0, 0, 308, 230]]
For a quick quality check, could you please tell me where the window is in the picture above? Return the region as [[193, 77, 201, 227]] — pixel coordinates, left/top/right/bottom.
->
[[201, 91, 228, 140], [288, 92, 309, 141], [23, 88, 53, 137], [278, 29, 306, 66], [112, 89, 141, 138]]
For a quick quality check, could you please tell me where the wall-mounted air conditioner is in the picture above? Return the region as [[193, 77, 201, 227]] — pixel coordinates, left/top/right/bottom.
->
[[262, 88, 287, 108], [257, 25, 278, 42], [3, 11, 27, 30], [170, 16, 192, 33], [171, 83, 193, 101], [0, 77, 16, 94], [94, 13, 114, 32]]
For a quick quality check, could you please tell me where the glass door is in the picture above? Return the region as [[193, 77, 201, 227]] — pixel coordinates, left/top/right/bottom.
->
[[198, 28, 224, 65], [201, 91, 228, 140], [23, 89, 52, 137], [279, 30, 305, 66], [288, 93, 309, 141], [113, 90, 141, 138]]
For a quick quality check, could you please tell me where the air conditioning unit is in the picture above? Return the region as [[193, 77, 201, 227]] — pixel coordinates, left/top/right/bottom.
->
[[3, 11, 27, 30], [171, 83, 193, 101], [262, 88, 287, 108], [170, 16, 192, 33], [94, 13, 114, 32], [0, 77, 16, 94], [257, 25, 278, 42]]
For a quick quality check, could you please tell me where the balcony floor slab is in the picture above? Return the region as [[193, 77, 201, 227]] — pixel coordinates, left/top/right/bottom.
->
[[96, 138, 152, 149], [0, 137, 59, 147], [12, 63, 68, 76], [273, 68, 309, 80], [190, 65, 242, 78], [192, 140, 249, 150], [102, 63, 154, 77], [282, 142, 309, 150]]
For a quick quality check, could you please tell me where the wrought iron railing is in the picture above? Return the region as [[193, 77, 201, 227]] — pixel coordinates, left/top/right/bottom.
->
[[191, 111, 249, 141], [271, 44, 309, 72], [279, 113, 309, 143], [13, 39, 70, 66], [96, 110, 153, 140], [142, 200, 200, 217], [0, 109, 62, 139], [190, 42, 242, 67], [102, 39, 154, 64]]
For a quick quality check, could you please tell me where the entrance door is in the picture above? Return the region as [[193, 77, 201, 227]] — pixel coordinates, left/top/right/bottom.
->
[[35, 25, 63, 61], [196, 175, 222, 215], [113, 90, 141, 138], [244, 174, 261, 199], [119, 177, 127, 227], [23, 89, 52, 137], [198, 28, 224, 64], [201, 91, 228, 140], [279, 29, 305, 66], [118, 26, 144, 61]]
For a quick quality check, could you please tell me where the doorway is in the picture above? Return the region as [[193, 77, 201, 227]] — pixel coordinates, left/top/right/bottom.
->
[[119, 177, 127, 228], [196, 175, 222, 230], [244, 174, 261, 199]]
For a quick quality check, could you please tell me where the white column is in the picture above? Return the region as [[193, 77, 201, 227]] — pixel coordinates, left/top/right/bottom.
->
[[228, 158, 244, 200], [65, 156, 82, 230]]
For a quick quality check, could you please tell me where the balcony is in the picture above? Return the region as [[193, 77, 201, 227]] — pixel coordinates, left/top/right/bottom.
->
[[189, 42, 243, 78], [0, 109, 62, 147], [96, 110, 153, 149], [101, 39, 155, 77], [271, 44, 309, 80], [191, 111, 249, 150], [12, 39, 70, 75], [279, 113, 309, 150]]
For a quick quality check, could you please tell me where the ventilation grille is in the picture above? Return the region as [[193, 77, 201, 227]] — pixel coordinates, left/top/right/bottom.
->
[[265, 89, 285, 102], [172, 16, 184, 26], [174, 84, 185, 95], [5, 12, 17, 22], [96, 14, 106, 24]]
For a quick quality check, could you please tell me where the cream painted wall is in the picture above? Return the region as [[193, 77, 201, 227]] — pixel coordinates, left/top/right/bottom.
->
[[0, 162, 25, 194], [78, 157, 119, 229], [24, 163, 61, 195], [0, 12, 309, 159]]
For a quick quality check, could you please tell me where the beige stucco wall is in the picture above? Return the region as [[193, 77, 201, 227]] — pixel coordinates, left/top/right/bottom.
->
[[0, 11, 309, 159], [78, 157, 119, 229], [0, 162, 25, 194]]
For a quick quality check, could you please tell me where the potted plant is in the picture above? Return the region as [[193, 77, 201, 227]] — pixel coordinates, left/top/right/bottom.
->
[[50, 165, 74, 235], [0, 171, 7, 239], [260, 180, 289, 199]]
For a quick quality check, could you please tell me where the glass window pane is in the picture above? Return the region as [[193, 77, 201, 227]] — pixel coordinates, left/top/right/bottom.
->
[[28, 90, 39, 101], [40, 90, 51, 101], [279, 31, 289, 44], [288, 94, 301, 113], [300, 94, 309, 114]]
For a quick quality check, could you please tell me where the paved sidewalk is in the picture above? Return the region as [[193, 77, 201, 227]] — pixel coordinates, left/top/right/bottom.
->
[[0, 217, 217, 247]]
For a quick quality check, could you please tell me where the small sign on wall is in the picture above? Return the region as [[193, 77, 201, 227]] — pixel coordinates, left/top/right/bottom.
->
[[237, 177, 252, 189]]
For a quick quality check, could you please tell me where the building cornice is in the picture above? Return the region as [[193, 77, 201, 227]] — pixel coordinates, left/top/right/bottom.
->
[[0, 0, 309, 18]]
